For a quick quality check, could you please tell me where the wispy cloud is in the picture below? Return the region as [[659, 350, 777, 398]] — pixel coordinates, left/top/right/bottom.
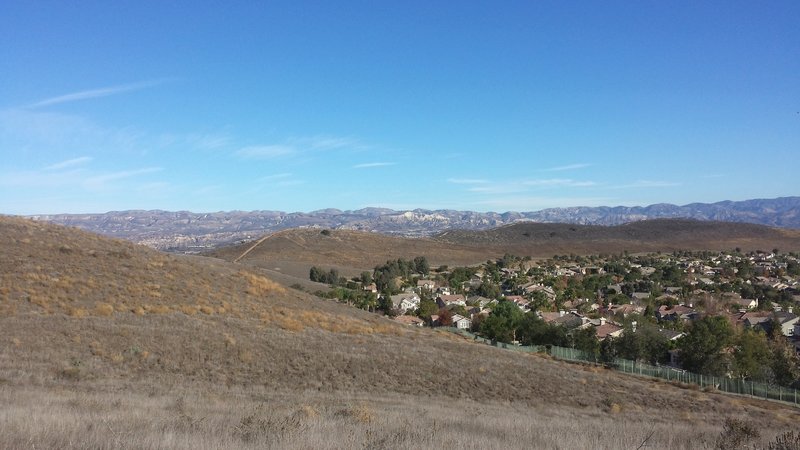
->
[[44, 156, 93, 171], [27, 79, 170, 108], [257, 173, 293, 182], [447, 178, 489, 184], [353, 162, 395, 169], [523, 178, 597, 187], [467, 184, 528, 194], [236, 145, 295, 159], [158, 132, 232, 151], [291, 136, 362, 151], [83, 167, 163, 189], [609, 180, 681, 189], [542, 163, 591, 172]]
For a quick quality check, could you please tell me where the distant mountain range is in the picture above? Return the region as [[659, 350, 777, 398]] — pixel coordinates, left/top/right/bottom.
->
[[26, 196, 800, 251]]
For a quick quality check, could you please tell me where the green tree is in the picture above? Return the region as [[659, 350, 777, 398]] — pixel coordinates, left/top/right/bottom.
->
[[413, 256, 430, 276], [677, 316, 734, 376], [516, 313, 568, 346], [613, 323, 669, 364], [770, 339, 800, 387], [378, 295, 397, 317], [526, 290, 550, 312], [571, 327, 600, 360], [416, 298, 438, 320], [360, 271, 372, 285], [732, 329, 773, 381], [476, 281, 501, 300], [480, 300, 523, 343]]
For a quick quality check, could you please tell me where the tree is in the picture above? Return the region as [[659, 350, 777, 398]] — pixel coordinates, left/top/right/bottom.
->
[[437, 308, 453, 327], [613, 323, 669, 364], [526, 290, 550, 312], [416, 298, 438, 320], [476, 281, 501, 300], [770, 339, 800, 387], [571, 327, 600, 360], [732, 329, 773, 382], [413, 256, 430, 276], [516, 313, 568, 346], [360, 271, 372, 285], [480, 300, 523, 343], [378, 295, 397, 317], [677, 316, 734, 376]]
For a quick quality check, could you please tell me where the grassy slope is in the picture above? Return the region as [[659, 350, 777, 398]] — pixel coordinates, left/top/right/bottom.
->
[[210, 220, 800, 284], [435, 219, 800, 254], [2, 216, 799, 448]]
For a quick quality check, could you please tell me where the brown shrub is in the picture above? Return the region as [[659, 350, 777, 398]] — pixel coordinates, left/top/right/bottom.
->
[[94, 303, 114, 317]]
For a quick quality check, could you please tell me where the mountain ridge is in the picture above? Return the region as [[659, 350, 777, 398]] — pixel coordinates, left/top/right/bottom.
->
[[25, 196, 800, 251]]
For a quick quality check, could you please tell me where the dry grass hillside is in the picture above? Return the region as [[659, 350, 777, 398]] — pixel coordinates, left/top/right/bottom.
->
[[2, 216, 799, 449], [210, 219, 800, 281], [435, 219, 800, 255], [207, 227, 491, 280]]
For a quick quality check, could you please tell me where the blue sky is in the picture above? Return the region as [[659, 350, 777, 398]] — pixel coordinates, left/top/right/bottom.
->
[[1, 1, 798, 214]]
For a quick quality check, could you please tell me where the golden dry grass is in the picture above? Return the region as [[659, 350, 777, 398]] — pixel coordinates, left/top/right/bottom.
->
[[2, 215, 800, 449]]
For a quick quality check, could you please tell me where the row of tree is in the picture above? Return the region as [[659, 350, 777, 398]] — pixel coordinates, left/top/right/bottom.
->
[[676, 316, 799, 387], [478, 301, 800, 387]]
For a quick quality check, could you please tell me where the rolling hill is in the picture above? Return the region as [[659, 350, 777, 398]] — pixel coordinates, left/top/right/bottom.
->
[[27, 196, 800, 251], [2, 216, 799, 449], [210, 219, 800, 283]]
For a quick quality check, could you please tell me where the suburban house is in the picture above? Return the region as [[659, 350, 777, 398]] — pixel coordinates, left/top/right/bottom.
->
[[731, 297, 758, 310], [584, 317, 623, 339], [658, 328, 685, 341], [742, 311, 799, 337], [390, 293, 421, 314], [504, 295, 529, 310], [451, 314, 472, 330], [608, 303, 644, 317], [521, 283, 556, 301], [436, 294, 467, 308], [416, 279, 436, 291], [656, 304, 698, 322], [539, 311, 584, 329]]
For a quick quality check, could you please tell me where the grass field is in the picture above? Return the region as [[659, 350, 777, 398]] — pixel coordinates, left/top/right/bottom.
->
[[3, 215, 800, 448]]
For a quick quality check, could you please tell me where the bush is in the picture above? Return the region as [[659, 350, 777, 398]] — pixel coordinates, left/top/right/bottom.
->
[[767, 431, 800, 450], [714, 418, 760, 450]]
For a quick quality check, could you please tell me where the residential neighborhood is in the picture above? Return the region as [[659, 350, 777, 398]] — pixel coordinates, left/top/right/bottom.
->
[[310, 249, 800, 388]]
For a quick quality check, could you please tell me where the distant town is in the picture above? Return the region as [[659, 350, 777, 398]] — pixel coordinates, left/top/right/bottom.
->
[[308, 248, 800, 387]]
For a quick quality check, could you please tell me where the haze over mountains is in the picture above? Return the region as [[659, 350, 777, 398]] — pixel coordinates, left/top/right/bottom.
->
[[28, 196, 800, 251]]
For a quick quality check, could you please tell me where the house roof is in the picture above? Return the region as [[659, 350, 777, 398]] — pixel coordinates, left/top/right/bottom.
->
[[438, 294, 466, 303], [595, 323, 623, 339], [657, 329, 684, 340]]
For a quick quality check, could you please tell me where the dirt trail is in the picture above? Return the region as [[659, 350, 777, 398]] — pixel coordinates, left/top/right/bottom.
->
[[233, 234, 271, 263]]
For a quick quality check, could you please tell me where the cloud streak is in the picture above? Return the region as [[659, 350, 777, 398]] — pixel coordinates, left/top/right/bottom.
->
[[236, 145, 295, 159], [44, 156, 93, 171], [28, 79, 170, 108], [447, 178, 489, 184], [542, 163, 591, 172], [609, 180, 681, 189], [83, 167, 163, 189], [353, 162, 395, 169], [523, 178, 597, 187]]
